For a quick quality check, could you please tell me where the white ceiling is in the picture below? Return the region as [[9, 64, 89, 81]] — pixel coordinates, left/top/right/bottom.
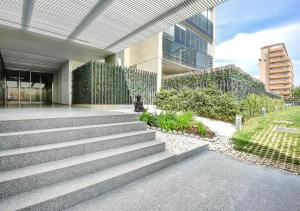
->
[[0, 0, 227, 53]]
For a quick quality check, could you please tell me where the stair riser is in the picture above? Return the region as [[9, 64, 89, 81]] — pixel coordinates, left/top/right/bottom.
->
[[0, 132, 156, 171], [0, 115, 138, 133], [19, 156, 176, 211], [0, 143, 165, 198], [0, 122, 146, 150]]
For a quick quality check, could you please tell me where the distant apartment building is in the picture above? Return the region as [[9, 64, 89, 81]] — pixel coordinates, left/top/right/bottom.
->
[[108, 8, 215, 89], [259, 43, 294, 98]]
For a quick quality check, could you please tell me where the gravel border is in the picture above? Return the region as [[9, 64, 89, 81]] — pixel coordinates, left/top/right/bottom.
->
[[149, 126, 299, 175]]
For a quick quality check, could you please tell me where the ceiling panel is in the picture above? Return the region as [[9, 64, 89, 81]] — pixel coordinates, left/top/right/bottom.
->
[[1, 49, 65, 72], [0, 0, 228, 53]]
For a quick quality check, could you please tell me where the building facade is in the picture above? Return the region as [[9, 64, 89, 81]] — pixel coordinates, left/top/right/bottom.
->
[[259, 43, 294, 99], [0, 1, 226, 106], [111, 8, 215, 89]]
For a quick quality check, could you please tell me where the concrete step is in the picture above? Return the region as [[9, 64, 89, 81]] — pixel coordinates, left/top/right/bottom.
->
[[0, 121, 146, 150], [0, 152, 176, 211], [0, 113, 139, 133], [0, 130, 156, 171], [0, 141, 165, 198]]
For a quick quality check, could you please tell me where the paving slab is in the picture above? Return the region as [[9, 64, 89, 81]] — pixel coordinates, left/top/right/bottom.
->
[[68, 151, 300, 211]]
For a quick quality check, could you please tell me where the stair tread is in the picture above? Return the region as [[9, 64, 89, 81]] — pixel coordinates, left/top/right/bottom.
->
[[0, 152, 174, 210], [0, 113, 137, 122], [0, 130, 154, 157], [0, 121, 142, 136], [0, 140, 163, 182]]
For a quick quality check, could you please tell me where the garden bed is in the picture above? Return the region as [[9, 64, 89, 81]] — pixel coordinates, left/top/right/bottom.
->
[[139, 111, 215, 139]]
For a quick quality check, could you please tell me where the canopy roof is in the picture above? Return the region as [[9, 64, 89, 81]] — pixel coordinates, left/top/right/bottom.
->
[[0, 0, 227, 53]]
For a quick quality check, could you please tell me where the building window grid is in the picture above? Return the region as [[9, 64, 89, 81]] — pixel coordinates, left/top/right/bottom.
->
[[185, 13, 213, 38]]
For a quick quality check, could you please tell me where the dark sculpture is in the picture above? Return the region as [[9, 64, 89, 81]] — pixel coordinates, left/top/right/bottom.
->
[[134, 95, 146, 112]]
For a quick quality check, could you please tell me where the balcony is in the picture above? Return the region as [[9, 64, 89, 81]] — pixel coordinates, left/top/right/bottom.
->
[[269, 84, 292, 90], [269, 48, 283, 53], [269, 63, 291, 69], [269, 75, 289, 79], [269, 69, 292, 74], [184, 14, 213, 39], [162, 33, 211, 71], [269, 52, 285, 58], [269, 57, 289, 63], [269, 80, 292, 85]]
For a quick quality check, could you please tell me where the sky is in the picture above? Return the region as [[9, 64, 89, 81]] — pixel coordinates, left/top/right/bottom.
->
[[215, 0, 300, 86]]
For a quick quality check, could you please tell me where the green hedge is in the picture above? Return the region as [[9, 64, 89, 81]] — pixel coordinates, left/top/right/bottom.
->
[[162, 65, 281, 100], [73, 62, 157, 104], [240, 94, 285, 119], [155, 88, 240, 122], [155, 88, 285, 122]]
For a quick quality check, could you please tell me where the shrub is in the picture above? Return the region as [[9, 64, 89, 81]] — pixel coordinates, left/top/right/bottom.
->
[[240, 94, 285, 119], [196, 121, 207, 136], [155, 88, 240, 122], [139, 112, 157, 126], [175, 111, 194, 131], [139, 111, 211, 137], [155, 88, 284, 122], [157, 111, 177, 131]]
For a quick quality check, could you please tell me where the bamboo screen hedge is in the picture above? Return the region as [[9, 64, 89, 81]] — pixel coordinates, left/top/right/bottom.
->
[[162, 65, 277, 100], [72, 61, 157, 105]]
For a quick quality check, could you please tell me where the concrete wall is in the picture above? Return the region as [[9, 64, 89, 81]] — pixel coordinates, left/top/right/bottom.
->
[[259, 48, 268, 88], [122, 33, 163, 91], [53, 60, 85, 105]]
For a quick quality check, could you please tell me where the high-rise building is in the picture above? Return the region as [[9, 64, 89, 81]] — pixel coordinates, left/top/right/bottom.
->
[[259, 43, 294, 99]]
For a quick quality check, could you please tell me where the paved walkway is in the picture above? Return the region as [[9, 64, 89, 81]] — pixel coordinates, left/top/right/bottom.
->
[[69, 151, 300, 211]]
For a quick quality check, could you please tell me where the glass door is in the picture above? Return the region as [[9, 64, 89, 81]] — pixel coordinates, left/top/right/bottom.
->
[[41, 73, 53, 103], [6, 70, 19, 102], [5, 70, 53, 104], [30, 72, 41, 103], [20, 71, 31, 102]]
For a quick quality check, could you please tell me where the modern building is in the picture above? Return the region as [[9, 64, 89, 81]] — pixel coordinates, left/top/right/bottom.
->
[[259, 43, 294, 99], [110, 8, 215, 84], [0, 0, 227, 106]]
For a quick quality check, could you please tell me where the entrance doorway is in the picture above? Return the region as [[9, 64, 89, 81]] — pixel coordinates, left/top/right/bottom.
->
[[6, 70, 53, 104]]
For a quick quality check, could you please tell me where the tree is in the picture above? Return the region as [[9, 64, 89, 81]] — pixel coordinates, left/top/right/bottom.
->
[[291, 86, 300, 100]]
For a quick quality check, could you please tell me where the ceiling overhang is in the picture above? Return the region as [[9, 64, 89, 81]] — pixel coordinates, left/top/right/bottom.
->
[[0, 0, 227, 53]]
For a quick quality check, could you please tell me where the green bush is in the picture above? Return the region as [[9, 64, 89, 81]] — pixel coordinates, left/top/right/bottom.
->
[[155, 88, 240, 122], [155, 88, 284, 122], [139, 112, 157, 126], [156, 111, 177, 131], [139, 111, 209, 137], [175, 111, 194, 131], [240, 94, 285, 119], [196, 121, 207, 136]]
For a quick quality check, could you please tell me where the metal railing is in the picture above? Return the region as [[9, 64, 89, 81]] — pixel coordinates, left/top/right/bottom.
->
[[162, 34, 210, 70]]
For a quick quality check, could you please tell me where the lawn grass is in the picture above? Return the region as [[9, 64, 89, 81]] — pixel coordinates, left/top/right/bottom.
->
[[233, 106, 300, 166]]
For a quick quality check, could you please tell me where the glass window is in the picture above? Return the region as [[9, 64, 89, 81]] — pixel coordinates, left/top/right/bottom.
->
[[20, 71, 30, 102], [186, 30, 191, 47], [31, 72, 41, 102], [191, 33, 196, 49], [180, 28, 185, 44], [6, 70, 19, 101], [175, 25, 180, 41]]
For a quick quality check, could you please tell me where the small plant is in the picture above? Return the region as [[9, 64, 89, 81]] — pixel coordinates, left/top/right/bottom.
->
[[196, 121, 207, 136], [157, 111, 177, 131], [139, 112, 157, 126], [175, 111, 194, 131], [139, 111, 211, 138]]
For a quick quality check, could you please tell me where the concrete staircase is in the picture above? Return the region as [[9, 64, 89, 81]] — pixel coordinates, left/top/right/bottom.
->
[[0, 112, 176, 210]]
